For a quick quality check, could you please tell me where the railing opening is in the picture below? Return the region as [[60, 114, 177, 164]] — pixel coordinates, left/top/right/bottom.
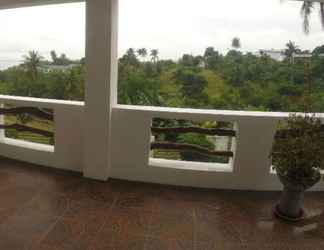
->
[[1, 104, 54, 146], [150, 118, 235, 167]]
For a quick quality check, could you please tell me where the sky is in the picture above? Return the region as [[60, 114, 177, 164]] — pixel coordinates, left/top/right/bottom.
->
[[0, 0, 324, 69]]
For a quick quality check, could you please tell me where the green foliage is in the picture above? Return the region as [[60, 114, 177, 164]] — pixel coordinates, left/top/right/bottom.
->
[[1, 44, 324, 113], [152, 118, 230, 163], [118, 70, 161, 106], [174, 67, 208, 106], [271, 114, 324, 187], [284, 41, 300, 59], [178, 133, 214, 150], [204, 47, 223, 70], [313, 45, 324, 55], [0, 59, 84, 101], [17, 114, 33, 124], [23, 50, 43, 81], [177, 133, 215, 162], [50, 50, 74, 66], [299, 1, 324, 35]]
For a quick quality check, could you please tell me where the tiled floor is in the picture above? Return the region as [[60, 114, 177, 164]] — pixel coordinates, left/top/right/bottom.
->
[[0, 158, 324, 250]]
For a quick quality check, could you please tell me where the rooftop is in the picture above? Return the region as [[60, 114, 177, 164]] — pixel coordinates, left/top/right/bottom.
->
[[1, 157, 324, 250]]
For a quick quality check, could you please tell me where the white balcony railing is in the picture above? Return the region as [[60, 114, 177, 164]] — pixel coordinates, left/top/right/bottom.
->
[[110, 104, 324, 191], [0, 95, 324, 191], [0, 95, 84, 172]]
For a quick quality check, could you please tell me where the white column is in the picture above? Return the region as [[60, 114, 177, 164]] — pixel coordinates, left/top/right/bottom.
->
[[83, 0, 118, 180]]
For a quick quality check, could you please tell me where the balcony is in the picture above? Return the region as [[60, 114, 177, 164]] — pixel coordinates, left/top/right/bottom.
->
[[0, 0, 322, 190], [0, 157, 324, 250], [1, 0, 324, 249]]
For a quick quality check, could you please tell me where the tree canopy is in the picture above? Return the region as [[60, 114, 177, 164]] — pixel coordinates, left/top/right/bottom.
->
[[1, 42, 324, 113]]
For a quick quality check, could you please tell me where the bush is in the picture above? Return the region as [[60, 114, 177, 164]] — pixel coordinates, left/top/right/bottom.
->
[[177, 133, 215, 162], [271, 114, 324, 186]]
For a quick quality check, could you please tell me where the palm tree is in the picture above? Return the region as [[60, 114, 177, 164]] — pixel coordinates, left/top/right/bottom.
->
[[284, 0, 324, 34], [284, 40, 301, 59], [150, 49, 159, 63], [300, 1, 314, 34], [124, 48, 138, 66], [50, 50, 58, 65], [126, 48, 136, 57], [23, 50, 43, 81], [204, 47, 217, 58], [137, 48, 147, 61], [231, 37, 241, 49], [320, 2, 324, 28], [284, 40, 301, 83]]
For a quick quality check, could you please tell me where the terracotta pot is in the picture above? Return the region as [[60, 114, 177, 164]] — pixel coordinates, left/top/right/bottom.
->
[[275, 169, 320, 221]]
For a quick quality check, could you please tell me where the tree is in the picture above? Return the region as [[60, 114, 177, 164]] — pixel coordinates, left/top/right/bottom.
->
[[58, 53, 70, 66], [284, 40, 300, 60], [280, 0, 324, 34], [23, 50, 43, 81], [118, 71, 161, 106], [126, 48, 138, 64], [312, 44, 324, 55], [204, 47, 217, 58], [150, 49, 159, 63], [203, 47, 222, 70], [321, 2, 324, 29], [3, 45, 324, 115], [174, 67, 207, 105], [137, 48, 147, 61], [119, 48, 139, 71], [50, 50, 58, 64], [299, 1, 324, 34], [178, 133, 215, 162], [50, 51, 72, 66], [193, 56, 204, 67], [300, 1, 314, 34], [231, 37, 241, 49], [64, 65, 84, 100], [180, 54, 196, 66]]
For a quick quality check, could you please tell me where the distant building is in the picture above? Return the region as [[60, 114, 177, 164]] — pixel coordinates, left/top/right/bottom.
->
[[257, 49, 286, 61], [39, 64, 80, 73], [292, 53, 312, 59], [292, 52, 324, 63]]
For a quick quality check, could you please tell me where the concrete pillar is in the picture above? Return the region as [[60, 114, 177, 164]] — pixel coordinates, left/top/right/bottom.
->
[[83, 0, 118, 180]]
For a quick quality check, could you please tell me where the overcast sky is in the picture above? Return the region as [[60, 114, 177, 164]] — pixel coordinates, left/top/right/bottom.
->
[[0, 0, 324, 69]]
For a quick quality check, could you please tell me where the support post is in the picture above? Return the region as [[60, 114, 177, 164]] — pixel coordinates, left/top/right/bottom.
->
[[83, 0, 118, 180]]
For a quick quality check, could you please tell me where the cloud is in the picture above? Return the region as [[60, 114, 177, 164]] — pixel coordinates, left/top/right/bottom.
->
[[0, 2, 85, 68], [0, 0, 324, 69]]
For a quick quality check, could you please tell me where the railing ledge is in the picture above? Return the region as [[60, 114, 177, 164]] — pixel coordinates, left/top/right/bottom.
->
[[0, 95, 84, 108], [113, 104, 324, 119]]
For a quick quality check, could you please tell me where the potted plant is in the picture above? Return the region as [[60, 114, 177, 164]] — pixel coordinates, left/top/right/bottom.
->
[[271, 114, 324, 221]]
